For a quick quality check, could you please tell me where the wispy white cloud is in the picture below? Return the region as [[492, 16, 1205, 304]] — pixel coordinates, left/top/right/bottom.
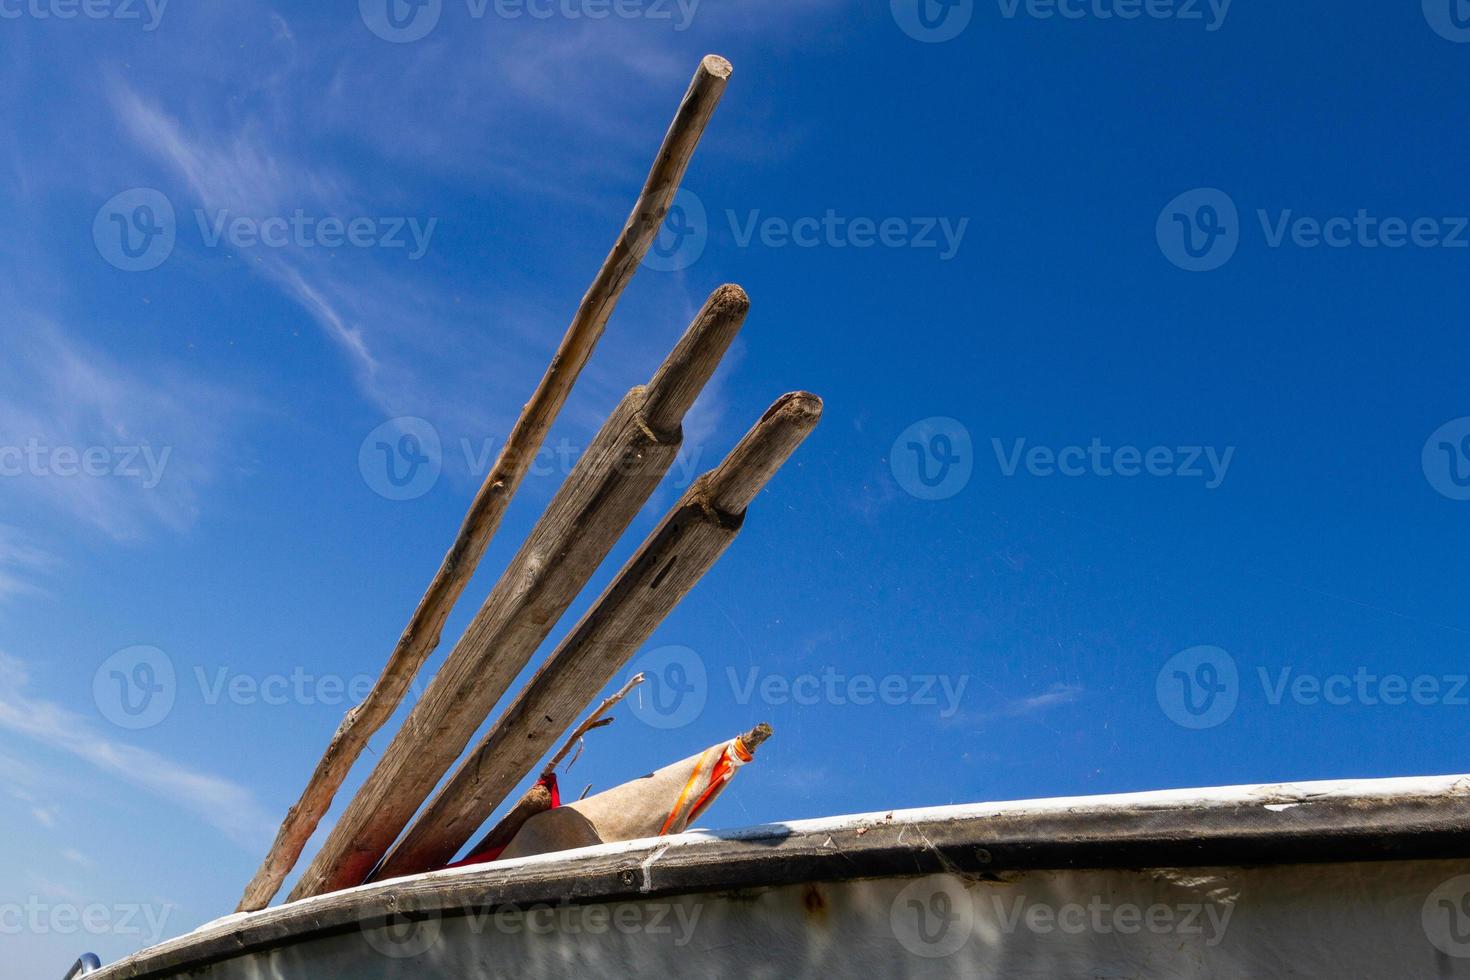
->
[[1003, 683, 1086, 716], [94, 5, 848, 487], [941, 682, 1086, 729], [61, 847, 97, 870], [0, 525, 59, 602], [0, 316, 244, 541], [25, 873, 90, 905], [9, 786, 62, 829], [109, 76, 718, 454], [111, 83, 345, 218], [0, 652, 276, 848]]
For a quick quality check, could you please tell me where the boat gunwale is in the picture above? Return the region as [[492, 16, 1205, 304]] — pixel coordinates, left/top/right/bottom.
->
[[93, 773, 1470, 979]]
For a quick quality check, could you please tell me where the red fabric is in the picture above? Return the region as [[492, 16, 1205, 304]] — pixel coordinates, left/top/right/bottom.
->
[[443, 774, 560, 869]]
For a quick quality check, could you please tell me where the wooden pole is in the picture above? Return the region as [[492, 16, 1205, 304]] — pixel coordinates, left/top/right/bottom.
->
[[287, 285, 749, 902], [372, 392, 822, 880], [456, 673, 646, 865], [238, 55, 733, 912]]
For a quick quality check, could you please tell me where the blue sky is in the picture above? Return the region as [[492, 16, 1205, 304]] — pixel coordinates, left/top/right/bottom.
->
[[5, 0, 1470, 971]]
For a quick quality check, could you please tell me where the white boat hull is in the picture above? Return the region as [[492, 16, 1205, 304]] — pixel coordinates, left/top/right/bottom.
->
[[91, 775, 1470, 978]]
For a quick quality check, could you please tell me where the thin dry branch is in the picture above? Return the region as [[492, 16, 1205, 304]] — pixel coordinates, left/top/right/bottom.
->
[[543, 672, 645, 780]]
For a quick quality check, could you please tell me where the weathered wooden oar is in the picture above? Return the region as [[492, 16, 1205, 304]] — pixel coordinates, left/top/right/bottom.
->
[[238, 55, 733, 912], [288, 285, 749, 901], [372, 392, 822, 880]]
